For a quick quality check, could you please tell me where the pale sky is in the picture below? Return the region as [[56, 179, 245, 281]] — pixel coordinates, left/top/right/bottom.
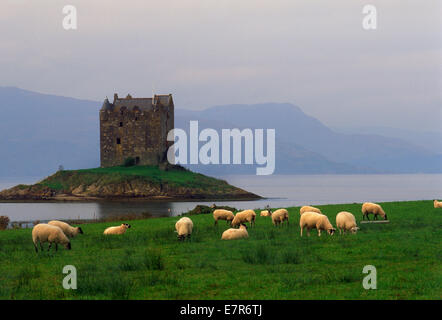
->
[[1, 0, 441, 131]]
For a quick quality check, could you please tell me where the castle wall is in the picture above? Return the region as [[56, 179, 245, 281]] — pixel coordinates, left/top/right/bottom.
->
[[100, 96, 174, 167]]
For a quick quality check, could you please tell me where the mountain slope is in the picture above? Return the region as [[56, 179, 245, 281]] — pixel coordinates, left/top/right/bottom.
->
[[178, 103, 442, 173], [0, 86, 99, 177], [0, 86, 440, 177]]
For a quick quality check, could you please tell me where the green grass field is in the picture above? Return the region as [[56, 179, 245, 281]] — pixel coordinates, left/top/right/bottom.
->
[[0, 200, 441, 299]]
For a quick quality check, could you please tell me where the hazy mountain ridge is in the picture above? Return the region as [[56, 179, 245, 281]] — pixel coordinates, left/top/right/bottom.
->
[[0, 86, 440, 178], [333, 125, 442, 153]]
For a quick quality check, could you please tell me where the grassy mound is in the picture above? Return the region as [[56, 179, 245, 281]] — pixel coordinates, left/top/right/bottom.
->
[[0, 165, 260, 200]]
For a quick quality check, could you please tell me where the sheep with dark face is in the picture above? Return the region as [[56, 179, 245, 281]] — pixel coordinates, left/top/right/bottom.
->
[[362, 202, 387, 221], [300, 212, 335, 237], [32, 224, 71, 252], [260, 210, 271, 217], [103, 223, 131, 235], [48, 220, 83, 238], [336, 211, 359, 235], [231, 210, 256, 227]]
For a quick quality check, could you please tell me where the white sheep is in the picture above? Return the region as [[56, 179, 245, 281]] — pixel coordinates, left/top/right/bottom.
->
[[361, 202, 387, 220], [336, 211, 359, 235], [48, 220, 83, 238], [300, 206, 322, 215], [260, 210, 271, 217], [271, 208, 289, 227], [434, 200, 442, 208], [103, 223, 131, 235], [221, 224, 249, 240], [175, 217, 193, 241], [300, 212, 336, 237], [213, 209, 234, 225], [32, 223, 71, 252], [231, 209, 256, 227]]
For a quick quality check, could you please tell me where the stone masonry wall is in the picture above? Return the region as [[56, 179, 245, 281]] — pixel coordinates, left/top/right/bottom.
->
[[100, 102, 173, 167]]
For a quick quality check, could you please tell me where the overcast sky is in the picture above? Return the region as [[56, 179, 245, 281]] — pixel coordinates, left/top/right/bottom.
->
[[1, 0, 441, 132]]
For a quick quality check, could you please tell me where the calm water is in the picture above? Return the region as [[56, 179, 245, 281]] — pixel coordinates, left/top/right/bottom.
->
[[0, 174, 441, 223]]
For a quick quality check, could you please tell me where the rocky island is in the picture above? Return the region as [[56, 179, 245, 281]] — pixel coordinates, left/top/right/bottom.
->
[[0, 165, 261, 201]]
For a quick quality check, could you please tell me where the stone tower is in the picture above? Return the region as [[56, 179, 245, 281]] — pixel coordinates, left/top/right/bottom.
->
[[99, 93, 174, 167]]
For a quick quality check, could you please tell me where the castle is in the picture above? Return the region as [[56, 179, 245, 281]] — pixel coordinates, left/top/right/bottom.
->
[[99, 93, 174, 167]]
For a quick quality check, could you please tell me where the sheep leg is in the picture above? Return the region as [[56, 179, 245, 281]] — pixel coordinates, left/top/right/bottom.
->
[[48, 243, 52, 251], [56, 243, 58, 252], [300, 227, 303, 237], [40, 242, 44, 251], [34, 243, 38, 253]]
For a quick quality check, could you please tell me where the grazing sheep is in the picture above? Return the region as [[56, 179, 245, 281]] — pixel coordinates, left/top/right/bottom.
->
[[336, 211, 359, 235], [48, 220, 83, 238], [175, 217, 193, 241], [231, 209, 256, 227], [271, 209, 289, 227], [32, 223, 71, 252], [213, 209, 234, 225], [221, 224, 249, 240], [103, 223, 131, 235], [300, 212, 336, 237], [260, 210, 271, 217], [361, 202, 387, 221], [300, 206, 322, 215], [434, 200, 442, 208]]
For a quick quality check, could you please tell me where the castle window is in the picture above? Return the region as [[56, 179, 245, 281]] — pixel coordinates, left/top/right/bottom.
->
[[116, 138, 121, 145], [119, 122, 123, 127], [135, 157, 140, 164], [135, 117, 138, 121]]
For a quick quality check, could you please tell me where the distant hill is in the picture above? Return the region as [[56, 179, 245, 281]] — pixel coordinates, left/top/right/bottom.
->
[[0, 86, 99, 177], [177, 104, 442, 174], [0, 86, 441, 178], [333, 125, 442, 153]]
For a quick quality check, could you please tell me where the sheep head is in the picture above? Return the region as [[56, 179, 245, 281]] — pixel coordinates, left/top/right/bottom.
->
[[350, 226, 360, 234]]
